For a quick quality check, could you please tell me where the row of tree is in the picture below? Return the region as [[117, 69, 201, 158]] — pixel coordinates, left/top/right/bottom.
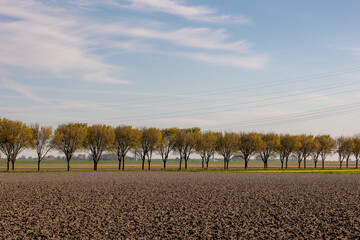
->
[[0, 118, 359, 171]]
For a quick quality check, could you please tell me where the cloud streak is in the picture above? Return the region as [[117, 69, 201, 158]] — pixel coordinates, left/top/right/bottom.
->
[[0, 0, 129, 84], [124, 0, 250, 24], [1, 78, 47, 103], [90, 24, 253, 52]]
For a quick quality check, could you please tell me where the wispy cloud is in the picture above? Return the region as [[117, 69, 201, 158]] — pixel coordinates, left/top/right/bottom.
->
[[1, 78, 47, 103], [123, 0, 250, 24], [0, 0, 129, 84], [177, 52, 269, 69], [339, 47, 360, 56], [0, 0, 266, 91], [88, 24, 253, 52]]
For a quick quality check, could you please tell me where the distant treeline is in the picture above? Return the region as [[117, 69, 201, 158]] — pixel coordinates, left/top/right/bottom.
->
[[0, 117, 359, 171]]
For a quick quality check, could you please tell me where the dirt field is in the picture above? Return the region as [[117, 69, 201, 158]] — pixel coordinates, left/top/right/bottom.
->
[[0, 172, 360, 239]]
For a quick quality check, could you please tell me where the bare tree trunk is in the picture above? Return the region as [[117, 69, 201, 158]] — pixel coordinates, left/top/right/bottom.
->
[[94, 161, 98, 171], [304, 158, 306, 169], [122, 156, 125, 171], [245, 158, 248, 169], [38, 159, 41, 171], [141, 156, 145, 170], [227, 160, 229, 169], [281, 160, 284, 169], [7, 157, 10, 171], [340, 161, 342, 168], [163, 160, 166, 169], [314, 160, 317, 169], [206, 158, 209, 169], [357, 159, 359, 169], [201, 157, 204, 169], [346, 158, 349, 168], [286, 157, 289, 169], [67, 160, 70, 171], [179, 156, 182, 170], [118, 156, 121, 170], [185, 158, 188, 169], [263, 160, 267, 169], [298, 160, 301, 169], [322, 158, 325, 169], [224, 158, 226, 170], [11, 160, 15, 171], [148, 160, 151, 170]]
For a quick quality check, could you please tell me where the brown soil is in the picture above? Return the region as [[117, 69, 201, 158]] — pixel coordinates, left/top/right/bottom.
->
[[0, 172, 360, 239]]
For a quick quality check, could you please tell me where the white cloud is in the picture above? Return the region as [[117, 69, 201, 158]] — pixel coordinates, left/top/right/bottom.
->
[[177, 52, 269, 69], [1, 78, 47, 103], [339, 47, 360, 56], [124, 0, 250, 24], [89, 24, 253, 52], [0, 0, 129, 84]]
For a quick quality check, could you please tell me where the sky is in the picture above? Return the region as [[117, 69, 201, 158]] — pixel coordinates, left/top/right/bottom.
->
[[1, 0, 360, 138]]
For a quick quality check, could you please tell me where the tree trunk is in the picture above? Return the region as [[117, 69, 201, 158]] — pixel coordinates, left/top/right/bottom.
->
[[7, 157, 10, 171], [163, 160, 167, 169], [11, 160, 15, 171], [281, 160, 284, 169], [122, 156, 125, 171], [245, 159, 248, 169], [224, 158, 226, 170], [340, 161, 342, 168], [298, 160, 301, 169], [67, 160, 70, 171], [356, 159, 358, 169], [94, 161, 98, 171], [322, 158, 325, 169], [179, 157, 182, 170], [314, 160, 317, 169], [148, 160, 151, 170], [38, 160, 41, 171], [263, 160, 267, 169], [201, 157, 204, 169], [185, 158, 188, 169], [304, 158, 306, 169], [142, 157, 145, 170], [118, 157, 121, 170], [286, 158, 288, 169], [227, 160, 229, 169], [346, 158, 349, 168], [206, 159, 209, 169]]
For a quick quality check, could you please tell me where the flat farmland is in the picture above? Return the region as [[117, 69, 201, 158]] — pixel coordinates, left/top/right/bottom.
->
[[1, 172, 360, 239], [0, 159, 353, 171]]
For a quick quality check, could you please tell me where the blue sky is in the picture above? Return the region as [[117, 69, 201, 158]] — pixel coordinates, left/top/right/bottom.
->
[[1, 0, 360, 136]]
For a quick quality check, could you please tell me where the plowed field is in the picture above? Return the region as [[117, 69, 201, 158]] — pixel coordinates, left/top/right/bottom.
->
[[1, 172, 360, 239]]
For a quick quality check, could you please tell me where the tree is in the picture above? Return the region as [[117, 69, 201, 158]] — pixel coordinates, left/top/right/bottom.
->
[[278, 134, 298, 169], [53, 123, 87, 171], [258, 133, 280, 169], [158, 128, 178, 169], [311, 136, 321, 168], [114, 126, 141, 170], [174, 128, 200, 170], [196, 131, 218, 169], [31, 123, 53, 171], [315, 135, 336, 169], [0, 118, 32, 171], [297, 135, 316, 169], [352, 135, 360, 169], [344, 137, 354, 168], [238, 132, 263, 169], [84, 124, 115, 171], [215, 132, 238, 169], [335, 136, 353, 168], [138, 128, 162, 170]]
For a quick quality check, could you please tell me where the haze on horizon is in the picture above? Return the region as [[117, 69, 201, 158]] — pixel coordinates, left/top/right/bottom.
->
[[1, 0, 360, 137]]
